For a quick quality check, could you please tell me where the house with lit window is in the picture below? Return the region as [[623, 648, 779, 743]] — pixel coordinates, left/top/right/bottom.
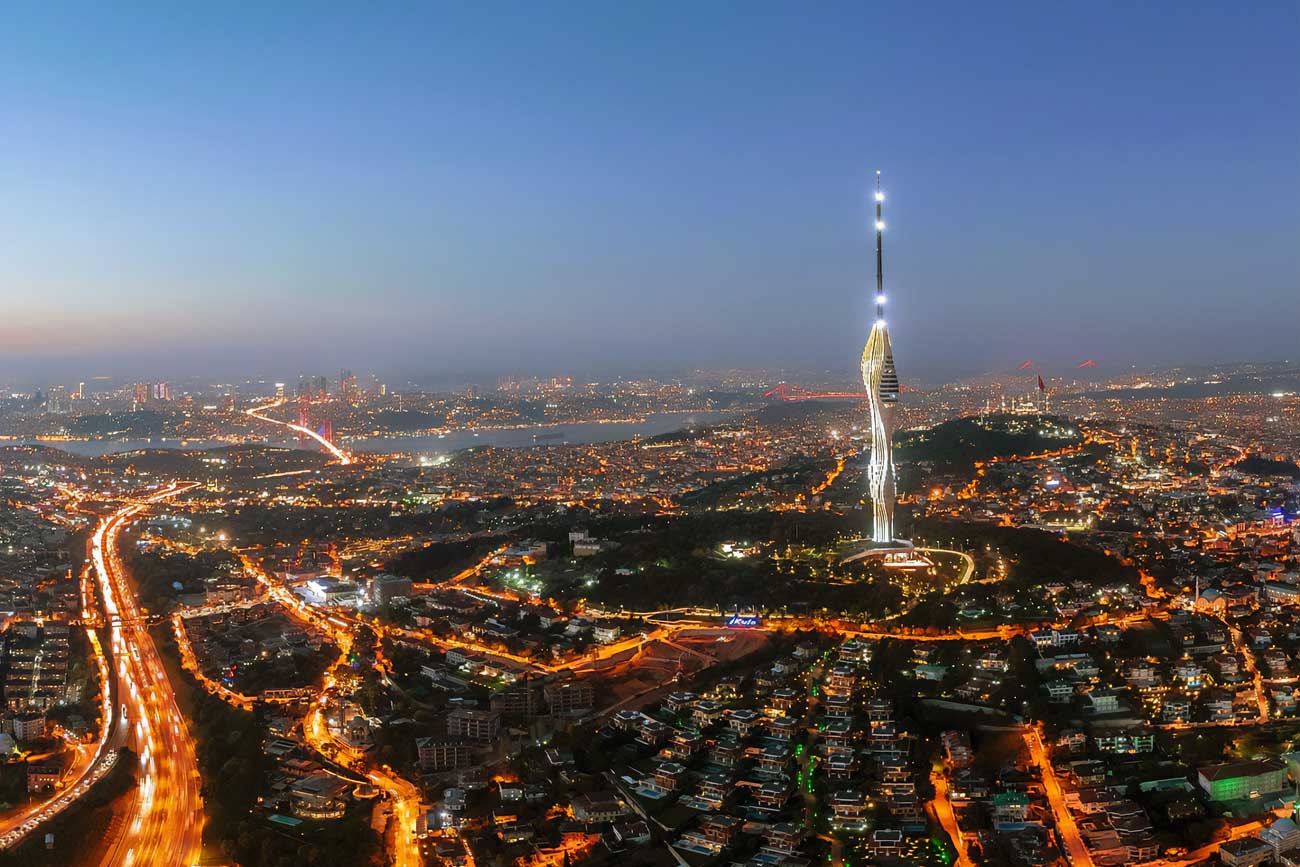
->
[[1198, 758, 1288, 802]]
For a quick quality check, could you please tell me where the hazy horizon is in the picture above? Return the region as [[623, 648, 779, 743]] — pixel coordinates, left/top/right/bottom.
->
[[4, 355, 1298, 396]]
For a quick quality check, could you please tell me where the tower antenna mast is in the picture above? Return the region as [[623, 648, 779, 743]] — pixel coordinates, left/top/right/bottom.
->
[[874, 170, 885, 321]]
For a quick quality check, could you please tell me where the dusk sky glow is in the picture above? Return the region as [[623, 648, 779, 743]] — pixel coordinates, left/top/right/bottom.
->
[[3, 1, 1297, 384]]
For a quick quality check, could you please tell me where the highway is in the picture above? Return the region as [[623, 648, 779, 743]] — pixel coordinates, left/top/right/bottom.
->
[[93, 483, 204, 867], [245, 398, 352, 464], [0, 740, 115, 851]]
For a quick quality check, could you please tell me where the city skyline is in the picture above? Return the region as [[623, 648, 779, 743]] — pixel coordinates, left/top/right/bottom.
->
[[3, 2, 1297, 383], [4, 7, 1300, 867]]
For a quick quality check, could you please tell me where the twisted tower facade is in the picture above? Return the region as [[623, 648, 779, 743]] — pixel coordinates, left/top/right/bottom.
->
[[860, 171, 899, 543]]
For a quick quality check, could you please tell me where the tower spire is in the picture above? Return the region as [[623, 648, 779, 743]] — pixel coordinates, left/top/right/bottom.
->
[[874, 170, 884, 321]]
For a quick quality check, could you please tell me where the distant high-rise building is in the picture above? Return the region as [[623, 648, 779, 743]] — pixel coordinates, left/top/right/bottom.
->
[[340, 369, 356, 399], [316, 375, 328, 400], [45, 385, 69, 415], [274, 382, 286, 399], [76, 382, 86, 401], [860, 172, 900, 544], [133, 382, 150, 408], [153, 382, 171, 401]]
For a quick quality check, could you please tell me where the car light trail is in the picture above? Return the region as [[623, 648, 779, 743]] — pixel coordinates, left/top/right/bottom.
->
[[245, 398, 352, 464], [92, 482, 204, 867], [0, 483, 200, 857]]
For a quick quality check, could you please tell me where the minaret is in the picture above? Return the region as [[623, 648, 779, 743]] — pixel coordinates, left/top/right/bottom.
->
[[861, 171, 899, 544]]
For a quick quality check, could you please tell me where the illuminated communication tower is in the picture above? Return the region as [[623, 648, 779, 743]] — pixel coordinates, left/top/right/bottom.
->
[[860, 171, 899, 543]]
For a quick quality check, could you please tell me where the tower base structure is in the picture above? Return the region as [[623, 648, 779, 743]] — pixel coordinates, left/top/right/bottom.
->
[[840, 538, 934, 569]]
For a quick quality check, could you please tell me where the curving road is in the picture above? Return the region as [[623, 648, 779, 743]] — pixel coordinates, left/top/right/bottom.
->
[[93, 483, 204, 867], [304, 677, 423, 867], [239, 554, 422, 866]]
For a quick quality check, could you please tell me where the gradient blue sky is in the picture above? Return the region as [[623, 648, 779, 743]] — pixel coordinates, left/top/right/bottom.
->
[[3, 1, 1297, 384]]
